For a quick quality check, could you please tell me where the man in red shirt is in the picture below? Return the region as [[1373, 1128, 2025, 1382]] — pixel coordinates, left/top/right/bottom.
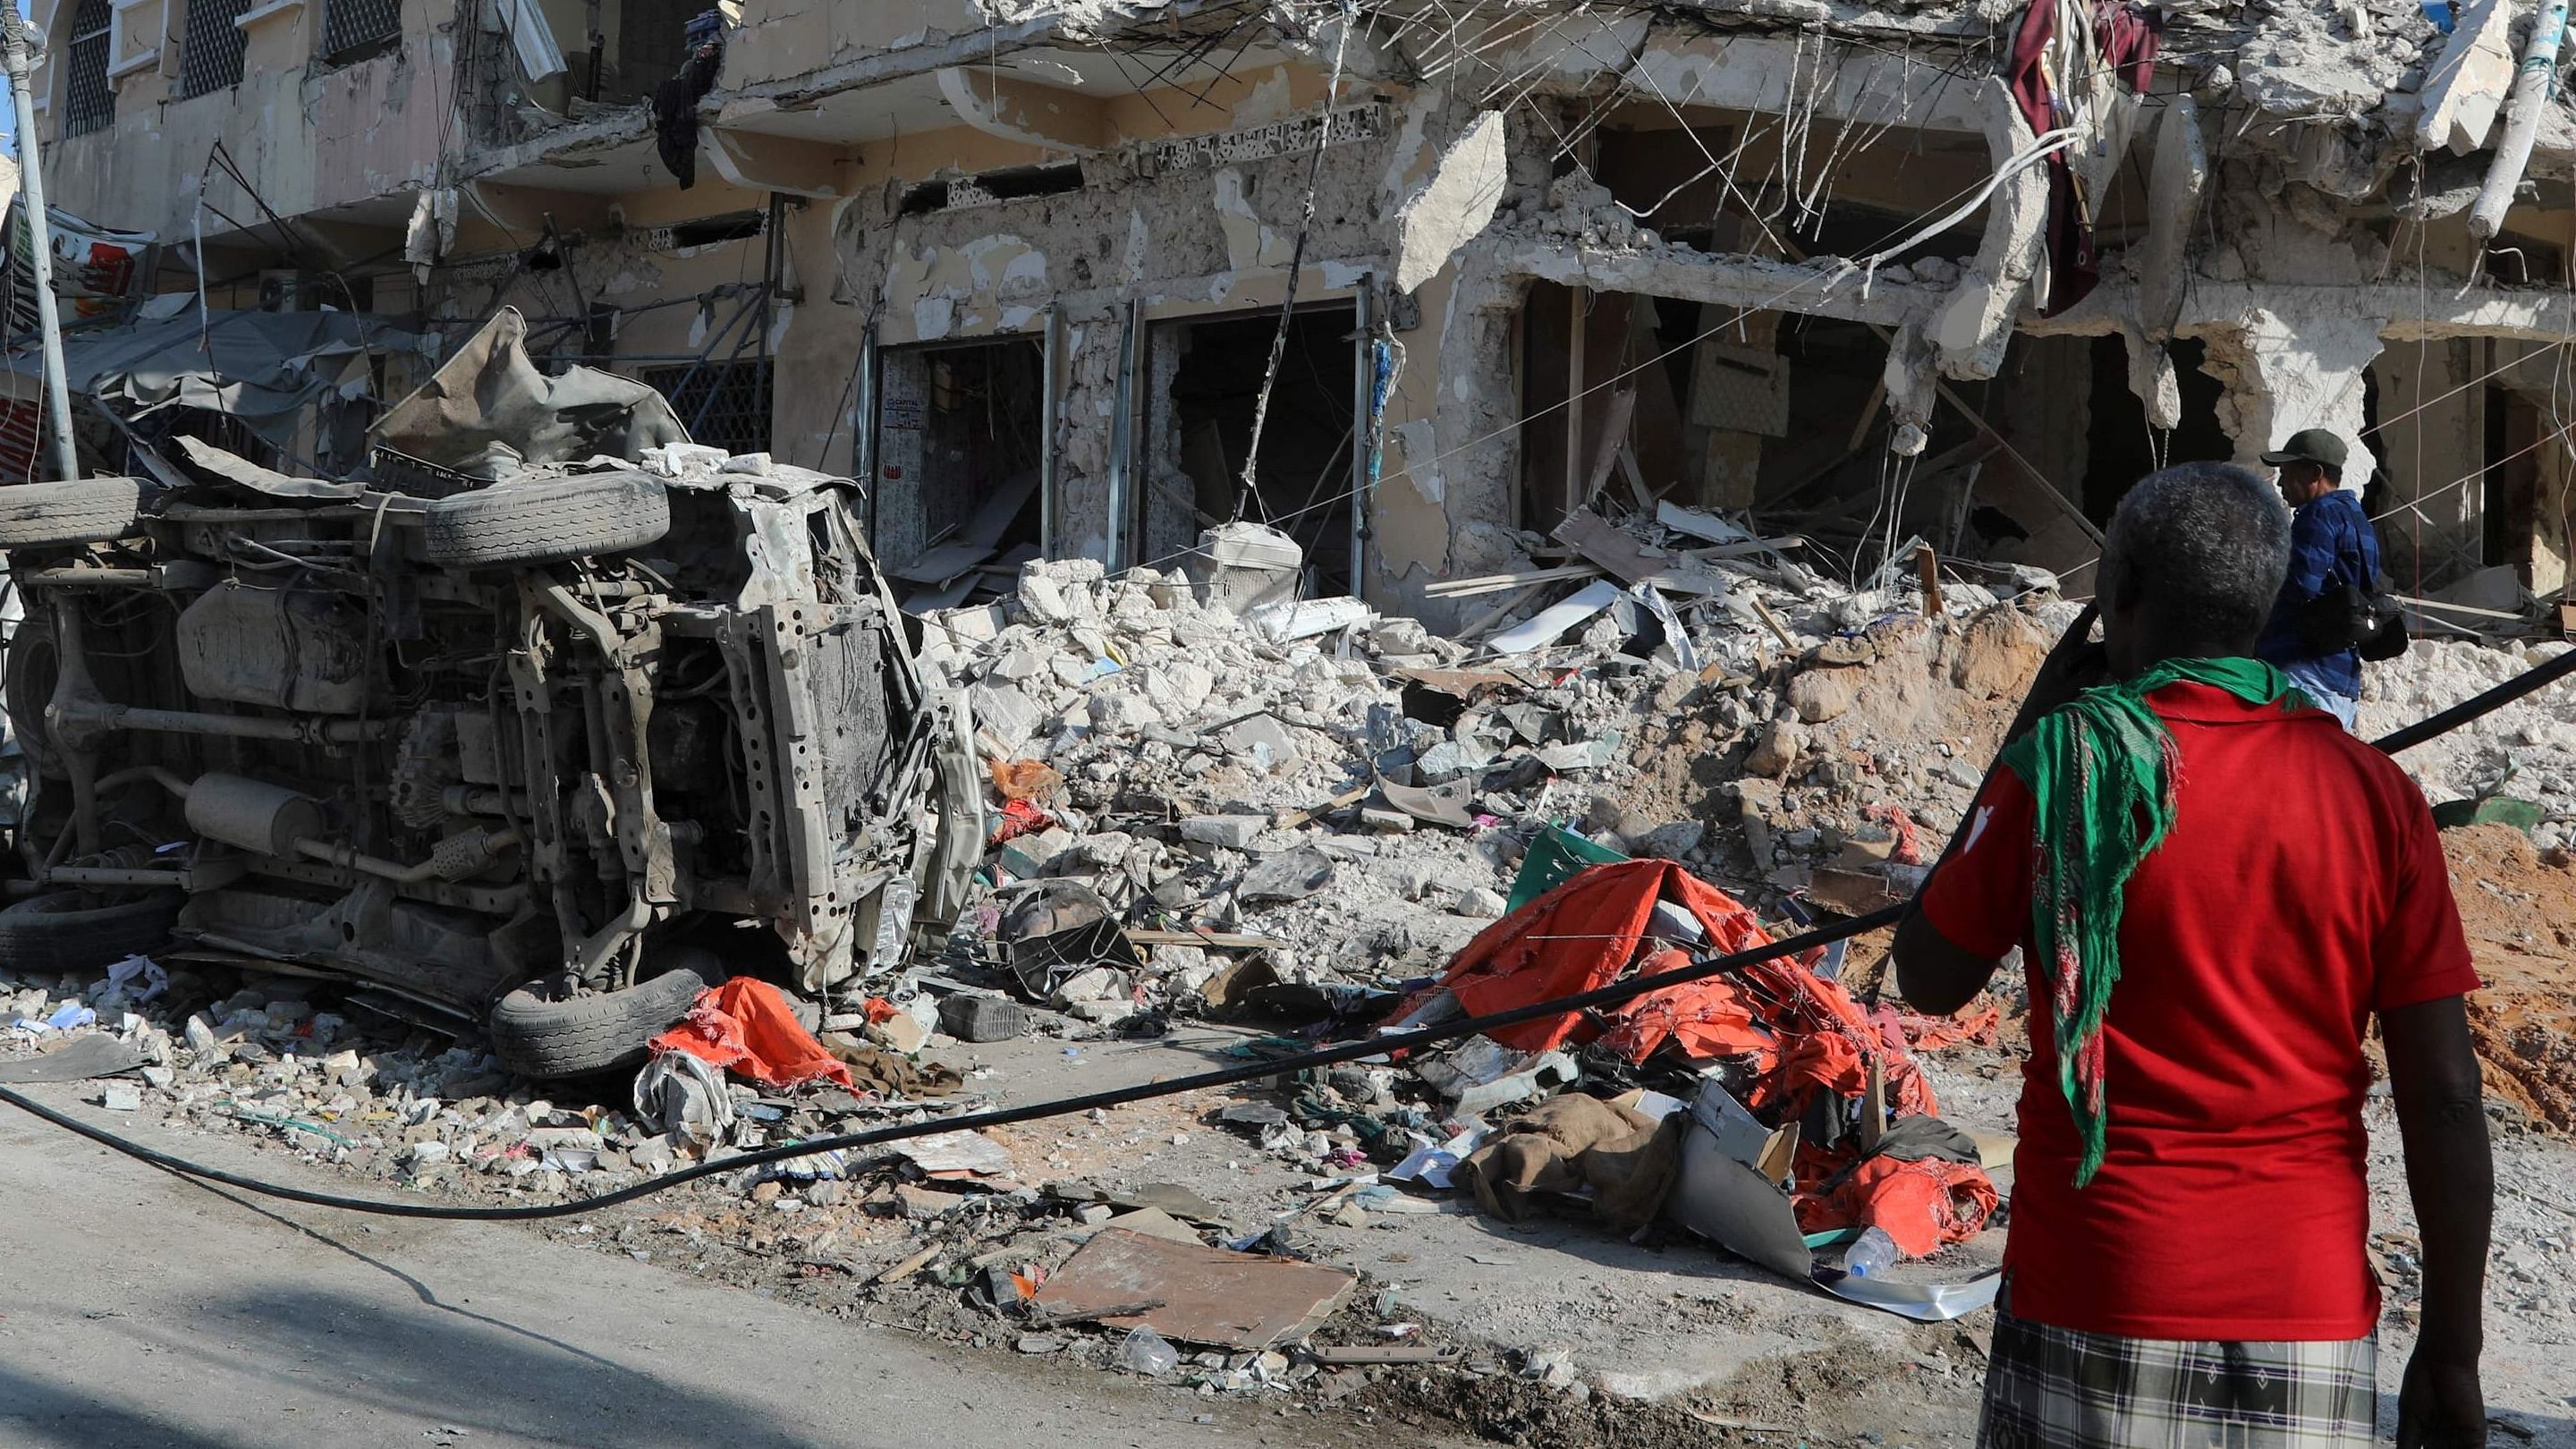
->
[[1894, 462, 2492, 1449]]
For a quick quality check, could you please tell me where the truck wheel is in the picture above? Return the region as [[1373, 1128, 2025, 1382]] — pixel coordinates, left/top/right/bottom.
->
[[423, 473, 669, 569], [487, 950, 712, 1079], [0, 889, 182, 974], [0, 479, 143, 549], [4, 619, 62, 777]]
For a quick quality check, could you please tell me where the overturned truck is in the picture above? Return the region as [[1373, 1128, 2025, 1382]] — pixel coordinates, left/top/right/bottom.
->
[[0, 311, 983, 1075]]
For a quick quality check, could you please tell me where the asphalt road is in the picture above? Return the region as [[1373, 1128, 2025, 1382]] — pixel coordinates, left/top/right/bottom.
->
[[0, 1092, 1355, 1449]]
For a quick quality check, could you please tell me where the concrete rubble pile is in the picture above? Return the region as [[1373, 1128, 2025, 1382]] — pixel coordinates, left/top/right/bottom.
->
[[892, 513, 2066, 1041], [2361, 637, 2576, 852], [4, 507, 2572, 1406]]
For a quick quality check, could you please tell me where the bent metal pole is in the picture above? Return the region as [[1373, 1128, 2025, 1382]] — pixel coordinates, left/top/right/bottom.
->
[[1, 3, 80, 483]]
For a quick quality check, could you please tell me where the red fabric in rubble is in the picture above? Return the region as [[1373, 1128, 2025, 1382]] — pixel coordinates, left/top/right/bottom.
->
[[1798, 1157, 2002, 1257], [1386, 859, 1983, 1250], [649, 976, 854, 1089]]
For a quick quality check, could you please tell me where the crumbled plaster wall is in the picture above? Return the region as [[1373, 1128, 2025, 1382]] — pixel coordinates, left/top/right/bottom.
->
[[43, 4, 453, 246], [2186, 176, 2389, 484], [1374, 104, 1562, 629], [834, 97, 1459, 589]]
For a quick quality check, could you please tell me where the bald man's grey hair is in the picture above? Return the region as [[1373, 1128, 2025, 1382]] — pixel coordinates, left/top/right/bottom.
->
[[2101, 462, 2292, 647]]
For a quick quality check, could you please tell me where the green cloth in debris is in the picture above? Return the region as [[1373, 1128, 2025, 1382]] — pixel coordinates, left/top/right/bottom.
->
[[1996, 657, 2306, 1188], [1506, 825, 1629, 912]]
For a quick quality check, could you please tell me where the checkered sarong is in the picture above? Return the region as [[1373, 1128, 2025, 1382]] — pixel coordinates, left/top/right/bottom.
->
[[1976, 1310, 2377, 1449]]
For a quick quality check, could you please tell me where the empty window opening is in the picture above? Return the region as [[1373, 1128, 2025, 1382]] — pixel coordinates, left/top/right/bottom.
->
[[1519, 287, 1979, 580], [61, 0, 114, 139], [586, 0, 700, 105], [318, 0, 401, 64], [869, 337, 1047, 605], [2081, 335, 2230, 523], [178, 0, 252, 97], [1592, 121, 1994, 262], [900, 163, 1086, 216], [644, 360, 773, 458], [2485, 385, 2541, 584], [665, 211, 765, 250], [1143, 304, 1361, 597]]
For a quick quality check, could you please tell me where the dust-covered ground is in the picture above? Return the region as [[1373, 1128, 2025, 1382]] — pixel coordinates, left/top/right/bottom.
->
[[5, 567, 2573, 1448]]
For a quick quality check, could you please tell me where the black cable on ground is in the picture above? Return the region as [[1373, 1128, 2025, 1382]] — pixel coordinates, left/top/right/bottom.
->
[[4, 641, 2570, 1221], [0, 902, 1905, 1221]]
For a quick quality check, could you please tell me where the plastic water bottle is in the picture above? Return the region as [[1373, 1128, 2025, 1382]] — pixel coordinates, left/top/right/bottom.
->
[[1843, 1226, 1899, 1278], [1117, 1326, 1181, 1377]]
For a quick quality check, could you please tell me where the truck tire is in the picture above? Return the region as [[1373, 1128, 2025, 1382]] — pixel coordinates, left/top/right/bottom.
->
[[487, 951, 712, 1080], [423, 474, 669, 569], [0, 889, 183, 974], [4, 618, 62, 777], [0, 478, 143, 549]]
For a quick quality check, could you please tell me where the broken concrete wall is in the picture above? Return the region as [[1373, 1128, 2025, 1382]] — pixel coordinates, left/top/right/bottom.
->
[[37, 0, 456, 251], [819, 75, 1507, 598], [393, 4, 2576, 637]]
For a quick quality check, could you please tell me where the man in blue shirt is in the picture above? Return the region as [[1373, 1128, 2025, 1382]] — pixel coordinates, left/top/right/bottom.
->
[[2255, 428, 2381, 729]]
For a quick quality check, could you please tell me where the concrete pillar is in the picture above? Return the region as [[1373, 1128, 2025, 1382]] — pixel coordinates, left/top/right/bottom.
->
[[1385, 261, 1526, 631], [1931, 78, 2048, 381], [2194, 308, 2385, 490]]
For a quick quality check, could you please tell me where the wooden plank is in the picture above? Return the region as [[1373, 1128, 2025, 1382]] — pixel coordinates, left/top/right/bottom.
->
[[874, 1243, 940, 1285], [1618, 442, 1654, 512], [1123, 929, 1292, 951], [1272, 785, 1368, 832], [1026, 1299, 1165, 1331], [1029, 1227, 1358, 1349], [1423, 563, 1606, 598], [1749, 595, 1799, 650], [1676, 536, 1806, 559], [1390, 665, 1544, 691], [1555, 508, 1734, 595], [2397, 594, 2526, 621], [1916, 544, 1943, 615], [1581, 386, 1637, 507], [1457, 581, 1554, 641], [1552, 507, 1665, 584], [1657, 501, 1751, 545], [1311, 1345, 1463, 1366]]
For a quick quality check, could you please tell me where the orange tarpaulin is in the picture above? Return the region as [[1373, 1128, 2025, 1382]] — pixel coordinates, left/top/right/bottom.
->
[[1418, 860, 1785, 1054], [649, 977, 853, 1090], [1387, 858, 1987, 1252], [1797, 1155, 2000, 1255], [1391, 860, 1939, 1120]]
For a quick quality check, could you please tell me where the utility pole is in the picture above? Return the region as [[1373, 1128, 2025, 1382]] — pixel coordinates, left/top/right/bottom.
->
[[1, 3, 80, 482]]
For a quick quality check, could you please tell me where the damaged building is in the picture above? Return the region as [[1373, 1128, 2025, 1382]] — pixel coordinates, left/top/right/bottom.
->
[[18, 0, 2576, 615]]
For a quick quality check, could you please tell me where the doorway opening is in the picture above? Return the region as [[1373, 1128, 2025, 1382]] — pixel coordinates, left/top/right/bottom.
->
[[2080, 335, 2231, 523], [872, 336, 1046, 606], [1141, 303, 1360, 596]]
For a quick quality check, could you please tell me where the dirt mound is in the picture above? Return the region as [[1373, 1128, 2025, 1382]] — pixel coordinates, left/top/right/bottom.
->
[[1609, 606, 2052, 859], [2442, 824, 2576, 1130]]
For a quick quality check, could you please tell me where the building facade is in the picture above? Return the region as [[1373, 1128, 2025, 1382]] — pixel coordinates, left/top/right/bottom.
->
[[29, 0, 2576, 620]]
